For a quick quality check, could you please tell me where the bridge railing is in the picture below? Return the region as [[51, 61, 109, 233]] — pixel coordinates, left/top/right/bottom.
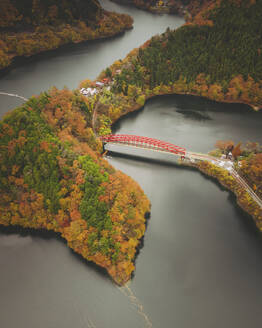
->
[[100, 134, 186, 156]]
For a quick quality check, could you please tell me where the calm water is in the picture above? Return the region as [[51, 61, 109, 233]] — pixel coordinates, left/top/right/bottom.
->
[[0, 0, 183, 117], [1, 1, 262, 328]]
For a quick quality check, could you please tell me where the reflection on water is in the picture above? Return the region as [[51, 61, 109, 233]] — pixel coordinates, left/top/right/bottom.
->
[[176, 109, 212, 121]]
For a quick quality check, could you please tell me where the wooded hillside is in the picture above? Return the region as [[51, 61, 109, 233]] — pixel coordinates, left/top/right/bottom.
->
[[0, 0, 102, 28], [0, 88, 150, 285], [108, 0, 262, 110], [0, 0, 133, 70], [110, 0, 211, 16]]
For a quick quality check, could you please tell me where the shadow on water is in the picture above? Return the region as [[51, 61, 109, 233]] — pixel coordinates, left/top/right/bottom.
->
[[162, 93, 256, 114], [195, 168, 262, 245], [68, 248, 111, 283], [106, 149, 196, 172], [0, 32, 126, 79], [112, 93, 262, 139], [176, 108, 212, 121], [111, 105, 146, 133], [227, 193, 262, 239], [107, 149, 262, 246], [0, 224, 60, 240], [0, 224, 111, 282], [131, 211, 151, 281]]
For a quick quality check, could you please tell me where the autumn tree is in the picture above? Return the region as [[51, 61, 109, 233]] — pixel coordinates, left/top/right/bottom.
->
[[232, 142, 242, 159], [215, 140, 234, 154]]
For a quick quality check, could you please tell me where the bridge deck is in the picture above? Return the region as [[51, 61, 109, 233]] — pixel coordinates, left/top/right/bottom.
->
[[101, 134, 262, 209], [100, 134, 186, 156]]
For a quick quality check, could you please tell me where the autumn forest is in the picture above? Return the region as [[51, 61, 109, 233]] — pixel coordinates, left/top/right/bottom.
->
[[0, 0, 262, 285]]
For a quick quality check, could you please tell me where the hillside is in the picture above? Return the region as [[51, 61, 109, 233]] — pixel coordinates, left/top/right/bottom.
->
[[109, 0, 210, 16], [88, 0, 262, 129], [78, 0, 262, 225], [0, 88, 150, 285], [1, 0, 262, 284], [0, 0, 102, 28], [0, 0, 133, 70]]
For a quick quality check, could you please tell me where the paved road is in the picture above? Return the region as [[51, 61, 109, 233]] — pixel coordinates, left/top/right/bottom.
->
[[100, 141, 262, 209]]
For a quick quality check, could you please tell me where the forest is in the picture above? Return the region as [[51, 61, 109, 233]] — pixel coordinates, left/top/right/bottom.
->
[[79, 0, 262, 136], [0, 88, 150, 285], [110, 0, 262, 109], [1, 0, 262, 284], [212, 140, 262, 199], [0, 0, 133, 70], [78, 0, 262, 226], [78, 1, 262, 135], [110, 0, 213, 16]]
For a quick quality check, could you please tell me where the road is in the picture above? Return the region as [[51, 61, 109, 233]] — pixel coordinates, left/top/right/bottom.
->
[[188, 151, 262, 209]]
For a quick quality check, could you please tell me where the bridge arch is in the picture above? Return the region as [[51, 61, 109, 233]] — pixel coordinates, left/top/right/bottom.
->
[[100, 134, 186, 156]]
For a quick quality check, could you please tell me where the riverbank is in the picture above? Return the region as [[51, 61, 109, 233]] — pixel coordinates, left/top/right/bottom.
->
[[1, 2, 262, 326], [109, 96, 262, 226], [81, 68, 259, 138], [181, 160, 262, 230], [90, 0, 262, 123], [1, 0, 261, 287], [0, 10, 133, 72], [82, 58, 262, 228], [0, 2, 185, 287], [0, 88, 150, 285], [78, 74, 262, 230], [109, 0, 191, 16]]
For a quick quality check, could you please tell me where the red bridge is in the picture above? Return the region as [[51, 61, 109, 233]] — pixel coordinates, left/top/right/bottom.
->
[[100, 135, 262, 210], [100, 134, 186, 156]]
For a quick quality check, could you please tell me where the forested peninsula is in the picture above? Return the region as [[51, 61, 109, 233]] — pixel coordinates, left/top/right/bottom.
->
[[0, 0, 133, 71], [0, 88, 150, 285], [1, 0, 262, 285]]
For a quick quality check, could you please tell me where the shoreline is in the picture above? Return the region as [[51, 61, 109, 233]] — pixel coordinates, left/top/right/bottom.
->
[[0, 11, 133, 73], [181, 161, 262, 228], [190, 161, 262, 230], [1, 0, 261, 286], [0, 29, 130, 79], [0, 199, 151, 286], [109, 0, 186, 16], [0, 87, 151, 286], [100, 89, 262, 227], [103, 85, 259, 132]]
